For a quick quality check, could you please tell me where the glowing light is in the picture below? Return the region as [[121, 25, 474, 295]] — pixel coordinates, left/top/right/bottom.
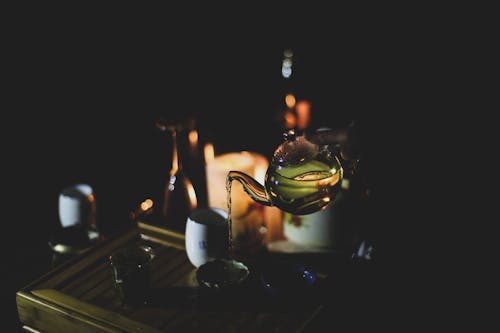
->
[[282, 66, 292, 78], [284, 110, 296, 128], [281, 48, 294, 78], [140, 198, 154, 211], [285, 94, 296, 108], [186, 181, 198, 209], [204, 143, 215, 163], [331, 167, 337, 174], [188, 130, 198, 150], [295, 100, 311, 130]]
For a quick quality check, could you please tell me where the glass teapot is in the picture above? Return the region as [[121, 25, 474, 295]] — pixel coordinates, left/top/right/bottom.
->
[[228, 129, 345, 215]]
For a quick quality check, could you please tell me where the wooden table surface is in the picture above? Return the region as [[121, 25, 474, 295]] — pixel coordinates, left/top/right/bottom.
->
[[16, 221, 379, 332]]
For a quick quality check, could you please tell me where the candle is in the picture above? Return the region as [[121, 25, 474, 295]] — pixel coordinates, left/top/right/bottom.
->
[[205, 151, 269, 253]]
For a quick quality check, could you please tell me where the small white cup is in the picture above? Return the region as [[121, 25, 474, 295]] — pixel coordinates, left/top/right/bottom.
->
[[58, 183, 96, 229], [185, 208, 228, 268]]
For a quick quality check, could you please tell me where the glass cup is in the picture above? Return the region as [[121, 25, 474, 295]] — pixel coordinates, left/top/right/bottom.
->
[[109, 244, 155, 305]]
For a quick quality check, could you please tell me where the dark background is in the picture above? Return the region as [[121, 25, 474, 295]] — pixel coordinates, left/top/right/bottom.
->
[[3, 7, 463, 330]]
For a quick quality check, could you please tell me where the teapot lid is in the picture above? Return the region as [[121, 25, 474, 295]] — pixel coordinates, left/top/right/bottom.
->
[[272, 129, 319, 167]]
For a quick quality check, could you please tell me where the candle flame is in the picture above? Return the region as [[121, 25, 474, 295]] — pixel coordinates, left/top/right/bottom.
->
[[186, 181, 198, 209], [204, 143, 215, 163], [188, 130, 198, 150]]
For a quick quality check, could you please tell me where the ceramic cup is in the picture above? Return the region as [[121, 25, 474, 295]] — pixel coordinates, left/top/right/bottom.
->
[[58, 183, 96, 229], [185, 208, 228, 268]]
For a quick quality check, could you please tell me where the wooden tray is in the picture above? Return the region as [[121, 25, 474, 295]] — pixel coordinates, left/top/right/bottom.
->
[[16, 222, 339, 333]]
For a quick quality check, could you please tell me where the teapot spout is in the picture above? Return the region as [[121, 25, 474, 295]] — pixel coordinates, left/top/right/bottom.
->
[[227, 171, 271, 207]]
